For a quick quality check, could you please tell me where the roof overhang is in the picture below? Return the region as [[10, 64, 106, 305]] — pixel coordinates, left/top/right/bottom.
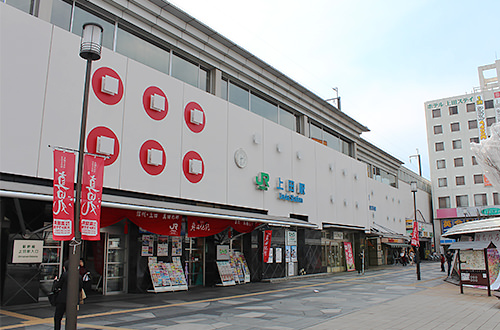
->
[[442, 218, 500, 237], [448, 241, 496, 250], [322, 223, 367, 232]]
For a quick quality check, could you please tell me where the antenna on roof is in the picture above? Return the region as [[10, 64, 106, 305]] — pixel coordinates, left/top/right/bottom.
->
[[325, 87, 341, 111]]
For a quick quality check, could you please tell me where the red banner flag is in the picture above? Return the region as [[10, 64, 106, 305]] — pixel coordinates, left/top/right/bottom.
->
[[411, 221, 420, 247], [263, 230, 272, 263], [80, 154, 105, 241], [53, 150, 76, 241], [343, 242, 356, 272]]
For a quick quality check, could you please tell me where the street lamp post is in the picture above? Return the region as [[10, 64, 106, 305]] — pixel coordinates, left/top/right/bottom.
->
[[410, 181, 421, 281], [66, 23, 103, 330]]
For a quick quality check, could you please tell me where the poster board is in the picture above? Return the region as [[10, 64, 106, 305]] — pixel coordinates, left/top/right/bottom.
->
[[216, 261, 236, 286], [148, 257, 187, 293]]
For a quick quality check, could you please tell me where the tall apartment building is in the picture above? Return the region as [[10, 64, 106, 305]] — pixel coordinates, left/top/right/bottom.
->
[[425, 60, 500, 249], [1, 0, 431, 305]]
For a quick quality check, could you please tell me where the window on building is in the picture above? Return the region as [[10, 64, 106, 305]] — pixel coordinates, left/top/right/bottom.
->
[[474, 174, 484, 184], [470, 137, 480, 144], [432, 109, 441, 118], [494, 193, 500, 205], [309, 122, 352, 156], [437, 159, 446, 169], [456, 176, 465, 186], [485, 100, 494, 109], [6, 0, 36, 14], [468, 120, 478, 129], [472, 156, 478, 165], [438, 178, 447, 187], [279, 108, 298, 131], [372, 167, 397, 188], [456, 195, 469, 207], [452, 140, 462, 149], [323, 130, 340, 152], [433, 125, 443, 134], [50, 0, 72, 30], [435, 142, 445, 151], [450, 122, 460, 132], [474, 193, 487, 206], [438, 196, 451, 208], [487, 117, 496, 127], [228, 81, 250, 110], [250, 93, 278, 123], [171, 53, 209, 91], [116, 27, 170, 75], [454, 158, 464, 167], [449, 106, 458, 115], [466, 103, 476, 112]]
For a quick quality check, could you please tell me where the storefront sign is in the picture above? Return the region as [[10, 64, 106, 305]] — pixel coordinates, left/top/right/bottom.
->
[[343, 242, 356, 272], [217, 245, 230, 260], [441, 218, 478, 233], [255, 172, 270, 190], [481, 208, 500, 216], [52, 149, 75, 241], [426, 96, 474, 109], [276, 177, 305, 203], [286, 231, 297, 246], [333, 232, 343, 240], [187, 217, 230, 237], [12, 240, 43, 263], [476, 94, 487, 140], [80, 154, 104, 241], [263, 230, 272, 263]]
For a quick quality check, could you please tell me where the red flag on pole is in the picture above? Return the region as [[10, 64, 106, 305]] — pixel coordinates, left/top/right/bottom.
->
[[263, 230, 272, 263], [80, 154, 104, 241], [53, 150, 76, 241], [411, 221, 420, 247]]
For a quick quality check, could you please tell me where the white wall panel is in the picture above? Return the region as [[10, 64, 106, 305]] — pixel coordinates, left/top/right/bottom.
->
[[119, 60, 184, 197], [180, 85, 228, 204], [262, 121, 293, 217], [38, 27, 86, 180], [314, 144, 337, 227], [0, 4, 51, 176], [226, 104, 265, 209]]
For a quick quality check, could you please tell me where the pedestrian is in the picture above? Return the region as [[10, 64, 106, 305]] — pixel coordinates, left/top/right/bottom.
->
[[401, 251, 407, 266], [79, 258, 91, 293], [440, 254, 445, 272], [445, 250, 453, 276], [54, 260, 82, 330]]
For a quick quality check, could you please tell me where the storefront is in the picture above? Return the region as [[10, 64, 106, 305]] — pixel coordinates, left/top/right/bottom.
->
[[320, 224, 365, 273]]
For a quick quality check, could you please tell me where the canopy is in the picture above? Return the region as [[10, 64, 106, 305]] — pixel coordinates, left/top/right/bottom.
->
[[442, 218, 500, 237], [448, 241, 496, 250]]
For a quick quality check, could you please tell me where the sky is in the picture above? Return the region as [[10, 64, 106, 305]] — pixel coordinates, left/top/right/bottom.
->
[[168, 0, 500, 179]]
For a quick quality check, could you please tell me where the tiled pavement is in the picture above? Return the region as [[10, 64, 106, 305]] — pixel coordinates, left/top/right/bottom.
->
[[1, 262, 499, 329]]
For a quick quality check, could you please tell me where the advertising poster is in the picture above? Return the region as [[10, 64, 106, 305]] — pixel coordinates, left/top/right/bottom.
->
[[275, 247, 282, 263], [80, 154, 104, 241], [142, 235, 154, 256], [157, 236, 169, 257], [217, 245, 230, 260], [285, 246, 291, 262], [290, 245, 297, 262], [171, 236, 182, 256], [475, 231, 500, 290], [52, 149, 75, 241], [343, 242, 356, 272]]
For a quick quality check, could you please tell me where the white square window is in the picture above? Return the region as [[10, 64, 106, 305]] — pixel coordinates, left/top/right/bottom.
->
[[96, 136, 115, 155], [189, 159, 203, 175], [150, 94, 165, 112], [190, 109, 204, 125], [101, 75, 119, 95], [147, 149, 163, 166]]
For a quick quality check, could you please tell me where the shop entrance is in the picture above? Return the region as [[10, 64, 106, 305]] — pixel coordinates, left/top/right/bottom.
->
[[185, 237, 204, 286]]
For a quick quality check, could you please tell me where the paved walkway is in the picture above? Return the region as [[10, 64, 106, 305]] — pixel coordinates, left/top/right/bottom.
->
[[1, 263, 499, 329]]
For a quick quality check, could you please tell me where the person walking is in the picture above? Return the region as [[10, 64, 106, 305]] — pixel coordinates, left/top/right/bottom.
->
[[440, 253, 445, 272], [54, 261, 82, 330]]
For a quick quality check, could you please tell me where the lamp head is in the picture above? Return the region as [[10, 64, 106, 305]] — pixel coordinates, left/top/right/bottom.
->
[[80, 23, 103, 61]]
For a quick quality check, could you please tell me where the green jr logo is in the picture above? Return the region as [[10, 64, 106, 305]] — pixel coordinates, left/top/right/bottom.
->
[[255, 172, 270, 191]]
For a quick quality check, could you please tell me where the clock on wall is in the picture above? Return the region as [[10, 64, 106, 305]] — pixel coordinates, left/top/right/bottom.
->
[[234, 148, 248, 168]]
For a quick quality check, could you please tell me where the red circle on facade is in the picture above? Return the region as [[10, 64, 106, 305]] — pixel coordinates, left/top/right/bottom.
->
[[184, 102, 206, 133], [92, 67, 124, 105], [86, 126, 120, 166], [139, 140, 166, 176], [142, 86, 168, 121], [182, 151, 204, 183]]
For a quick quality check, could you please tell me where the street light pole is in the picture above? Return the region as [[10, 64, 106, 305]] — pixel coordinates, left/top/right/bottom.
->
[[66, 23, 103, 330], [410, 181, 421, 281]]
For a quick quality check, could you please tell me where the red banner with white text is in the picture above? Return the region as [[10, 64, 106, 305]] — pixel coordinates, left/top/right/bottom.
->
[[343, 242, 356, 271], [411, 221, 420, 247], [187, 217, 230, 237], [263, 230, 272, 263], [80, 154, 104, 241], [52, 150, 76, 241]]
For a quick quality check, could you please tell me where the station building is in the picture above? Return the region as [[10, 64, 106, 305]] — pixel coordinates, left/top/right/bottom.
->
[[0, 0, 431, 305], [424, 60, 500, 251]]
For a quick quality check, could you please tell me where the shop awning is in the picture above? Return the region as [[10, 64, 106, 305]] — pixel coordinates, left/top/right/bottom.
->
[[448, 241, 496, 250], [369, 222, 409, 241], [442, 218, 500, 237], [382, 242, 411, 248], [322, 223, 367, 232], [0, 186, 318, 229]]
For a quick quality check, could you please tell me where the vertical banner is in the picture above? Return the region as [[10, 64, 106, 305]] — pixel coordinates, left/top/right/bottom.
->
[[53, 150, 76, 241], [263, 230, 272, 263], [80, 154, 104, 241], [494, 91, 500, 123], [343, 242, 356, 272], [411, 221, 420, 247]]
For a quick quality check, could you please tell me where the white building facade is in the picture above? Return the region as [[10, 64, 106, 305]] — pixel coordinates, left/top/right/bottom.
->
[[0, 0, 431, 305], [425, 60, 500, 251]]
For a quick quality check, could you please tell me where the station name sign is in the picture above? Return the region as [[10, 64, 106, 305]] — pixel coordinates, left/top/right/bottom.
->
[[255, 172, 305, 203]]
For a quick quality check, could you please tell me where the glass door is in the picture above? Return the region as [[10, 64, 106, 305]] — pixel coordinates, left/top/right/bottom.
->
[[185, 237, 204, 286], [103, 233, 127, 294]]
